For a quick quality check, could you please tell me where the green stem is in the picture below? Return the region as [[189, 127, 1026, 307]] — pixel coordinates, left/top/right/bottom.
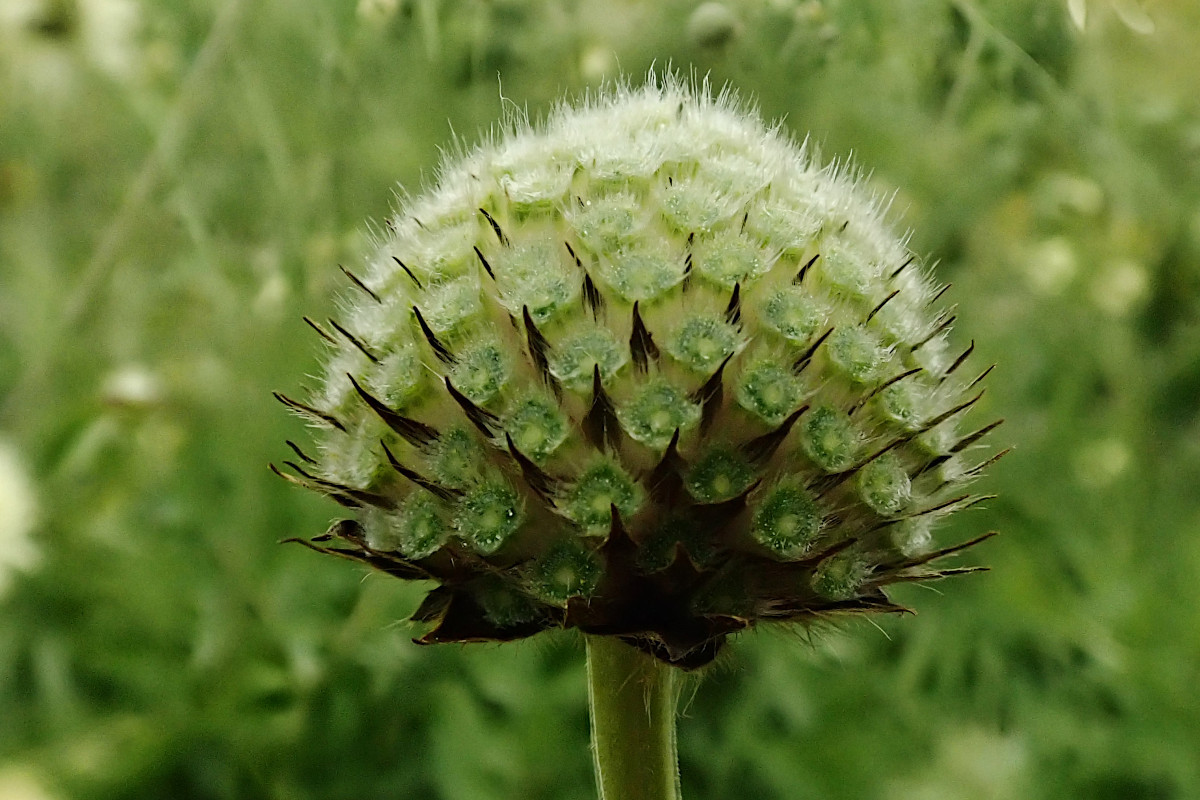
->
[[586, 636, 683, 800]]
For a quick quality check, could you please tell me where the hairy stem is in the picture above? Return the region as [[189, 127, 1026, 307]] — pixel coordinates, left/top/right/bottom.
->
[[586, 636, 683, 800]]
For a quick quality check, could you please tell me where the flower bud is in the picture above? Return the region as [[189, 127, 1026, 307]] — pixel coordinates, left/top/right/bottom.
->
[[275, 75, 1002, 669]]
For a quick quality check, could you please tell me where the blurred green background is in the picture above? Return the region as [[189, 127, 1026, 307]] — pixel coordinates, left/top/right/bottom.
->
[[2, 0, 1199, 797]]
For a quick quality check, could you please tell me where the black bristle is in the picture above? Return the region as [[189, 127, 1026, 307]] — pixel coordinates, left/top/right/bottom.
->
[[583, 273, 605, 320], [564, 241, 583, 268], [479, 208, 510, 246], [646, 429, 687, 504], [918, 389, 984, 433], [473, 246, 496, 280], [582, 365, 621, 452], [793, 327, 834, 374], [930, 283, 953, 305], [865, 289, 900, 324], [890, 256, 915, 280], [961, 449, 1011, 479], [849, 367, 922, 415], [273, 392, 347, 432], [894, 530, 998, 570], [967, 364, 995, 391], [285, 439, 318, 465], [303, 316, 337, 345], [340, 265, 383, 303], [691, 353, 733, 434], [347, 374, 439, 447], [941, 340, 975, 380], [328, 318, 380, 364], [391, 256, 423, 290], [630, 302, 660, 374], [741, 405, 808, 465], [505, 433, 560, 500], [270, 462, 360, 508], [724, 283, 742, 327], [444, 377, 501, 438], [522, 306, 561, 400], [412, 306, 457, 364], [794, 253, 819, 285], [381, 441, 461, 502], [282, 460, 394, 509], [910, 314, 955, 352]]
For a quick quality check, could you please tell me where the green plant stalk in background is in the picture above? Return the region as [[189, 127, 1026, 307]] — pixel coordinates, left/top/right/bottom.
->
[[587, 636, 682, 800]]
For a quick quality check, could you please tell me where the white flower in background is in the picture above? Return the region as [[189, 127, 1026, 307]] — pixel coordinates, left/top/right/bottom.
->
[[0, 0, 140, 102], [1066, 0, 1155, 35], [0, 766, 60, 800], [0, 439, 39, 599]]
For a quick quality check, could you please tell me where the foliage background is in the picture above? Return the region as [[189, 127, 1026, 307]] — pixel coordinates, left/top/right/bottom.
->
[[2, 0, 1199, 797]]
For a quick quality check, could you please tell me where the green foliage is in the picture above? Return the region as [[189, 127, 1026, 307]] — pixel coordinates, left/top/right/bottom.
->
[[2, 0, 1200, 798]]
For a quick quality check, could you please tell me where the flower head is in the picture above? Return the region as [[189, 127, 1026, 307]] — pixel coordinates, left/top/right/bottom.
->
[[275, 75, 1002, 668]]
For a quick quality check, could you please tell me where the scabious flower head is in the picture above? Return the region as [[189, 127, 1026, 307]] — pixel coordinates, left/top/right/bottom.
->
[[275, 75, 1001, 668]]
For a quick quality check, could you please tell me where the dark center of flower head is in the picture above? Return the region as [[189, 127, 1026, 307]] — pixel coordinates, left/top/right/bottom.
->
[[274, 77, 1003, 669]]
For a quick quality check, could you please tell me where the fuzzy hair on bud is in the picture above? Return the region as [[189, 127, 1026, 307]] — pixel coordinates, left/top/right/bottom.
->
[[275, 73, 1002, 669]]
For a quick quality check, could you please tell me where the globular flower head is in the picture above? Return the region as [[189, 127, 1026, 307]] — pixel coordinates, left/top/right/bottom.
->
[[275, 75, 1002, 669]]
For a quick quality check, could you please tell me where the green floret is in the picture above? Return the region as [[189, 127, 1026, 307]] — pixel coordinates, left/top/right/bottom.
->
[[528, 538, 602, 604], [550, 326, 627, 391], [801, 405, 860, 472], [428, 427, 485, 489], [505, 395, 569, 463], [879, 378, 927, 430], [596, 246, 686, 303], [496, 241, 579, 325], [450, 341, 509, 405], [736, 360, 804, 426], [456, 479, 523, 554], [394, 494, 450, 559], [857, 451, 912, 516], [420, 275, 483, 334], [570, 192, 641, 254], [692, 234, 768, 289], [811, 553, 869, 601], [564, 459, 642, 533], [666, 314, 741, 374], [759, 286, 824, 344], [618, 379, 701, 450], [367, 344, 424, 409], [686, 448, 756, 503], [475, 575, 543, 628], [820, 247, 876, 298], [661, 179, 728, 232], [828, 326, 889, 384], [751, 483, 822, 558]]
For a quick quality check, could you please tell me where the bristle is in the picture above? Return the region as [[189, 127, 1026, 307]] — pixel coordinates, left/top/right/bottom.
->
[[630, 302, 660, 373], [340, 265, 383, 303], [347, 375, 438, 447]]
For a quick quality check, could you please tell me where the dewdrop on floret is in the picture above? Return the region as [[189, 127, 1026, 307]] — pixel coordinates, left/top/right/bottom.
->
[[456, 479, 523, 554], [274, 75, 1002, 669]]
